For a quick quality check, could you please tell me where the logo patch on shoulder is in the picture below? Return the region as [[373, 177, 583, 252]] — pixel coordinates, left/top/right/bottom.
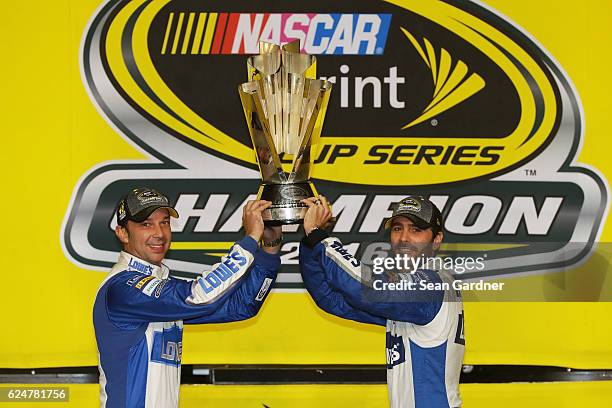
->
[[126, 274, 144, 286], [141, 277, 163, 297], [128, 274, 165, 297], [135, 276, 155, 289], [154, 279, 168, 298]]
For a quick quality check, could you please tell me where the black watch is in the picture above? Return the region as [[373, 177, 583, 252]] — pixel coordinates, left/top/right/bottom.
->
[[262, 236, 283, 247]]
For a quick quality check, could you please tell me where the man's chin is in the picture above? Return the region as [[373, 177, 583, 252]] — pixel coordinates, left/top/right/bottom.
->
[[392, 250, 419, 258]]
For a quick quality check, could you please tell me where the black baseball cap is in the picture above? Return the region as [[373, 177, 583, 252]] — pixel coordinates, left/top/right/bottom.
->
[[384, 195, 443, 231], [116, 187, 179, 227]]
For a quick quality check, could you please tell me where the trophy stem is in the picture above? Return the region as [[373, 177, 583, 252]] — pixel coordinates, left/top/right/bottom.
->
[[257, 181, 317, 225]]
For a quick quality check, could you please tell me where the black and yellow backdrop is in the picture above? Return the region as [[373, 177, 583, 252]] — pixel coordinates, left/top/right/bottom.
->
[[2, 0, 612, 406]]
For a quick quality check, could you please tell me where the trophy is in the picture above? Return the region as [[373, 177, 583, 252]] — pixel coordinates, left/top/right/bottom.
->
[[239, 40, 332, 225]]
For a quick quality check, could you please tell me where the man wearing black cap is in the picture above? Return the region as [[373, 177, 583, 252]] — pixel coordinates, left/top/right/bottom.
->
[[299, 195, 464, 408], [93, 187, 282, 408]]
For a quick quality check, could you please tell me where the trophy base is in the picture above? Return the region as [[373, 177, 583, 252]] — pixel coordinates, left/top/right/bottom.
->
[[258, 182, 316, 225]]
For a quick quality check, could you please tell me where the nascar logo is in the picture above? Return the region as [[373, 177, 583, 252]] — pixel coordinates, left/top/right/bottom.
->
[[161, 12, 391, 55]]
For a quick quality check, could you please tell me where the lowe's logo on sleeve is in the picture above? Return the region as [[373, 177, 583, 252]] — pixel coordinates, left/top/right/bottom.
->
[[151, 324, 183, 367], [386, 332, 406, 369], [330, 240, 361, 267], [197, 251, 248, 294]]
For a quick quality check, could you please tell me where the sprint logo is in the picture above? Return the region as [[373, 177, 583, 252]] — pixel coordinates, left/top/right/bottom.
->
[[401, 29, 485, 129]]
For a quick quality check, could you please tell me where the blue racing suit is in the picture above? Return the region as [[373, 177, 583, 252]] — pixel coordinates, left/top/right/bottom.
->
[[93, 236, 279, 408], [299, 230, 464, 408]]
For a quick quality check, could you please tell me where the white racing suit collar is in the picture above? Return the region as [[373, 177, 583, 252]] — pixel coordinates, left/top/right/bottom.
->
[[110, 251, 170, 280]]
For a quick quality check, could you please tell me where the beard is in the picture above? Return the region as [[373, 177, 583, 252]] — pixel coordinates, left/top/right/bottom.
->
[[391, 242, 421, 258], [389, 242, 437, 275]]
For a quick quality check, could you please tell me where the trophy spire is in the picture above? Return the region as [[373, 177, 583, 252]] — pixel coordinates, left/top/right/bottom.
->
[[239, 40, 333, 224]]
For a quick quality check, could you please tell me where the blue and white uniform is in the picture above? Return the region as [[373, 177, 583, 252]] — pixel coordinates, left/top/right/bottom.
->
[[93, 236, 279, 408], [299, 231, 464, 408]]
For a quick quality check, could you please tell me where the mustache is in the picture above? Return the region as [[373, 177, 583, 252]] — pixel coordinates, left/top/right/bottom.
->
[[392, 243, 419, 252]]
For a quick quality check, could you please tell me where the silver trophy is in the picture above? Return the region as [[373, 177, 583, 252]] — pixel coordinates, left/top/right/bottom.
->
[[239, 41, 332, 225]]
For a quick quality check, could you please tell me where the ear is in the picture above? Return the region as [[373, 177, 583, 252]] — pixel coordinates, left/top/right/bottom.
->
[[432, 230, 443, 252], [115, 225, 129, 245]]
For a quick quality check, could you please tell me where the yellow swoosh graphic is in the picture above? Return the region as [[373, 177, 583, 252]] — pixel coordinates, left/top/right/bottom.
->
[[401, 27, 485, 129]]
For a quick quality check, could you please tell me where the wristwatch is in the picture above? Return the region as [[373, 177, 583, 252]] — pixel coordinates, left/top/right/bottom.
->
[[306, 226, 320, 236], [261, 236, 283, 247]]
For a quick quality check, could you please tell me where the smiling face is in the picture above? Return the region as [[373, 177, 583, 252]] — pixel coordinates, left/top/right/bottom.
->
[[389, 216, 443, 259], [115, 208, 172, 265]]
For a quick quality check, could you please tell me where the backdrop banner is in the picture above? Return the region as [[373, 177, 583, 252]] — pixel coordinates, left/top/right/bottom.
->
[[2, 0, 611, 369]]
